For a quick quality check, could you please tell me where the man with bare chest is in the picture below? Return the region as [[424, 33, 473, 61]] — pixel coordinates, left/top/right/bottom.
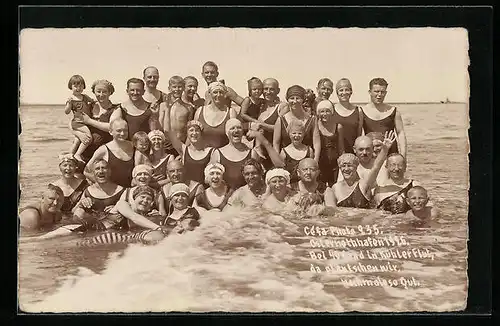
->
[[161, 76, 194, 145]]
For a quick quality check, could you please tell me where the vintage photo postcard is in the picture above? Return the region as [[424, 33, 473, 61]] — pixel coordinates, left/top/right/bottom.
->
[[18, 26, 470, 313]]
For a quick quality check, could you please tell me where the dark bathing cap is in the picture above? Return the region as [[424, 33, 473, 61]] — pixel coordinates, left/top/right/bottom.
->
[[132, 185, 156, 200], [286, 85, 306, 100]]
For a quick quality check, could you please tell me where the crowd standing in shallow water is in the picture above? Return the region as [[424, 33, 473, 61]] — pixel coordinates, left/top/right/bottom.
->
[[19, 61, 440, 244]]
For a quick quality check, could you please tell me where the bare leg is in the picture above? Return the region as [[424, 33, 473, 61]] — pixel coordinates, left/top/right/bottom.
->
[[70, 137, 80, 154]]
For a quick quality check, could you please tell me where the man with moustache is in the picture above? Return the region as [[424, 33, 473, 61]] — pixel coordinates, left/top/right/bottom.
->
[[337, 135, 389, 187]]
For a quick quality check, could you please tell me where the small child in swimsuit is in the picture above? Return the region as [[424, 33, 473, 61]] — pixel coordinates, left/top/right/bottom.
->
[[280, 119, 314, 184], [404, 186, 440, 222], [162, 183, 200, 234], [64, 75, 96, 162], [132, 131, 152, 167], [240, 77, 266, 123]]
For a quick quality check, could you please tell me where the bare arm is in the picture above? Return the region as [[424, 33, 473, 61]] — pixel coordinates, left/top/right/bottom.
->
[[19, 209, 40, 230], [168, 130, 184, 156], [64, 100, 72, 115], [360, 131, 397, 196], [278, 102, 290, 116], [109, 105, 123, 123], [239, 97, 259, 123], [210, 148, 221, 163], [273, 117, 282, 154], [312, 117, 321, 162], [337, 124, 345, 155], [229, 107, 238, 119], [357, 107, 364, 137], [159, 102, 167, 131], [227, 87, 244, 106], [394, 110, 407, 158], [324, 187, 338, 208], [115, 200, 161, 230], [430, 207, 440, 219], [250, 131, 285, 168]]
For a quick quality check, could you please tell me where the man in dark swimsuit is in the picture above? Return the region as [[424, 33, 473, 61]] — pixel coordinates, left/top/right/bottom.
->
[[19, 184, 64, 233]]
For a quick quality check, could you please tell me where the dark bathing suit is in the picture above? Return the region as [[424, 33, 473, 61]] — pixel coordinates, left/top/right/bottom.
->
[[161, 182, 200, 215], [162, 207, 201, 233], [119, 104, 152, 141], [318, 126, 340, 186], [195, 187, 234, 211], [332, 106, 362, 154], [105, 145, 134, 188], [54, 179, 89, 213], [280, 115, 316, 148], [283, 147, 313, 185], [337, 182, 370, 209], [377, 180, 414, 214], [363, 107, 399, 154], [260, 104, 280, 171], [246, 98, 265, 120], [219, 149, 252, 190], [19, 204, 62, 230], [198, 107, 230, 148], [183, 147, 213, 186]]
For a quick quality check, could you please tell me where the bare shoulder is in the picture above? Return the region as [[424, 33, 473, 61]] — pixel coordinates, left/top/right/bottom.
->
[[430, 206, 440, 219], [19, 208, 40, 230]]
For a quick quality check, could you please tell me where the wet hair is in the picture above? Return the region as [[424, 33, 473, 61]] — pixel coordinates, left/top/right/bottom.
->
[[142, 66, 159, 77], [241, 158, 265, 177], [68, 75, 86, 90], [286, 118, 306, 135], [127, 78, 145, 89], [110, 118, 128, 131], [168, 75, 185, 87], [45, 184, 64, 199], [132, 131, 150, 147], [407, 185, 428, 198], [369, 78, 389, 90], [184, 76, 198, 85], [386, 153, 407, 167], [91, 79, 115, 95], [317, 78, 333, 88], [202, 61, 219, 72]]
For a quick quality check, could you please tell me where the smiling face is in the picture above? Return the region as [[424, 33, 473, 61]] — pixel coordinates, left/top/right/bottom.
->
[[202, 65, 219, 84], [263, 79, 279, 102], [187, 125, 202, 144], [110, 120, 129, 141], [336, 81, 353, 102], [242, 164, 262, 188], [354, 137, 374, 164], [406, 188, 429, 211], [41, 190, 63, 213], [386, 155, 406, 181], [268, 176, 287, 195], [133, 193, 154, 213], [210, 88, 227, 106], [169, 82, 185, 99], [287, 95, 304, 110], [93, 83, 111, 103], [167, 161, 184, 184], [134, 172, 151, 186], [171, 192, 189, 210], [59, 161, 77, 179], [288, 126, 305, 146], [127, 82, 145, 102], [208, 170, 223, 188], [135, 139, 150, 153], [143, 68, 159, 89], [317, 81, 333, 100], [185, 79, 198, 97], [316, 101, 334, 123], [228, 124, 244, 144], [339, 161, 358, 181]]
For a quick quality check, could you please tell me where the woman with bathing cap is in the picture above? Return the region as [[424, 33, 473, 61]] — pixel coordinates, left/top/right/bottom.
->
[[193, 163, 234, 212], [273, 85, 321, 163], [193, 81, 238, 149], [168, 119, 214, 185], [162, 183, 201, 235], [78, 79, 119, 165], [333, 78, 364, 154], [49, 153, 89, 215], [324, 131, 396, 208], [316, 100, 345, 186], [84, 117, 135, 188], [227, 158, 268, 208], [210, 118, 285, 190], [261, 168, 298, 212], [147, 130, 175, 188]]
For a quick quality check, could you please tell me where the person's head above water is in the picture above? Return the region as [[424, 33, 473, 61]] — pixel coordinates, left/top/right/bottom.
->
[[265, 168, 291, 186], [204, 162, 225, 186], [297, 158, 320, 183], [167, 159, 185, 184], [406, 185, 429, 212], [353, 135, 374, 164], [241, 158, 265, 188], [337, 153, 359, 181], [109, 118, 129, 141], [41, 184, 65, 214], [386, 153, 407, 181], [132, 185, 156, 214]]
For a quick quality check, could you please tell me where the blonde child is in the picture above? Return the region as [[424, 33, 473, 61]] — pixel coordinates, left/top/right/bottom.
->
[[240, 77, 266, 124], [405, 186, 440, 221], [280, 119, 314, 184], [64, 75, 96, 162], [132, 131, 152, 166]]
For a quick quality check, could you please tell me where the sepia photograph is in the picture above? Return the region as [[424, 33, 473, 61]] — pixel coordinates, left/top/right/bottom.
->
[[18, 25, 470, 313]]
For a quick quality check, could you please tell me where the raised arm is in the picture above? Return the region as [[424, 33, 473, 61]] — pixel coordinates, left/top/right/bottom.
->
[[64, 99, 72, 115], [337, 124, 345, 155], [323, 187, 338, 208], [115, 199, 162, 230], [312, 116, 321, 162], [250, 131, 285, 168], [272, 117, 282, 154], [227, 87, 244, 106], [394, 110, 407, 158], [360, 131, 397, 195]]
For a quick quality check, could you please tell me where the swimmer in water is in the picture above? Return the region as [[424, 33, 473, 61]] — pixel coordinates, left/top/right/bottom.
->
[[261, 168, 297, 212], [404, 186, 440, 222], [162, 183, 201, 235]]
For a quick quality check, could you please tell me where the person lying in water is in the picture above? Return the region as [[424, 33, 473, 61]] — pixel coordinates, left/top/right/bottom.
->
[[324, 131, 397, 209], [404, 186, 440, 223]]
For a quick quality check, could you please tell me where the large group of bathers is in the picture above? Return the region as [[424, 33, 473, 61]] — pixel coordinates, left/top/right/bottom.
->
[[19, 61, 439, 245]]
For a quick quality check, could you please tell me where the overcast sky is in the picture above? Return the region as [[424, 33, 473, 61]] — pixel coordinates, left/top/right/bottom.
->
[[19, 27, 469, 105]]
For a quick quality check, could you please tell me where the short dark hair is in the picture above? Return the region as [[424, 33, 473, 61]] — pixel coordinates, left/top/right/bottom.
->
[[241, 158, 264, 177], [317, 78, 333, 88], [369, 78, 388, 90], [184, 76, 199, 84], [202, 61, 218, 72], [68, 75, 86, 90], [127, 78, 145, 89]]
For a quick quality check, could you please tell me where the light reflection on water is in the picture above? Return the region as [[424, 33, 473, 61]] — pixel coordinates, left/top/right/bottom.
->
[[18, 104, 469, 312]]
